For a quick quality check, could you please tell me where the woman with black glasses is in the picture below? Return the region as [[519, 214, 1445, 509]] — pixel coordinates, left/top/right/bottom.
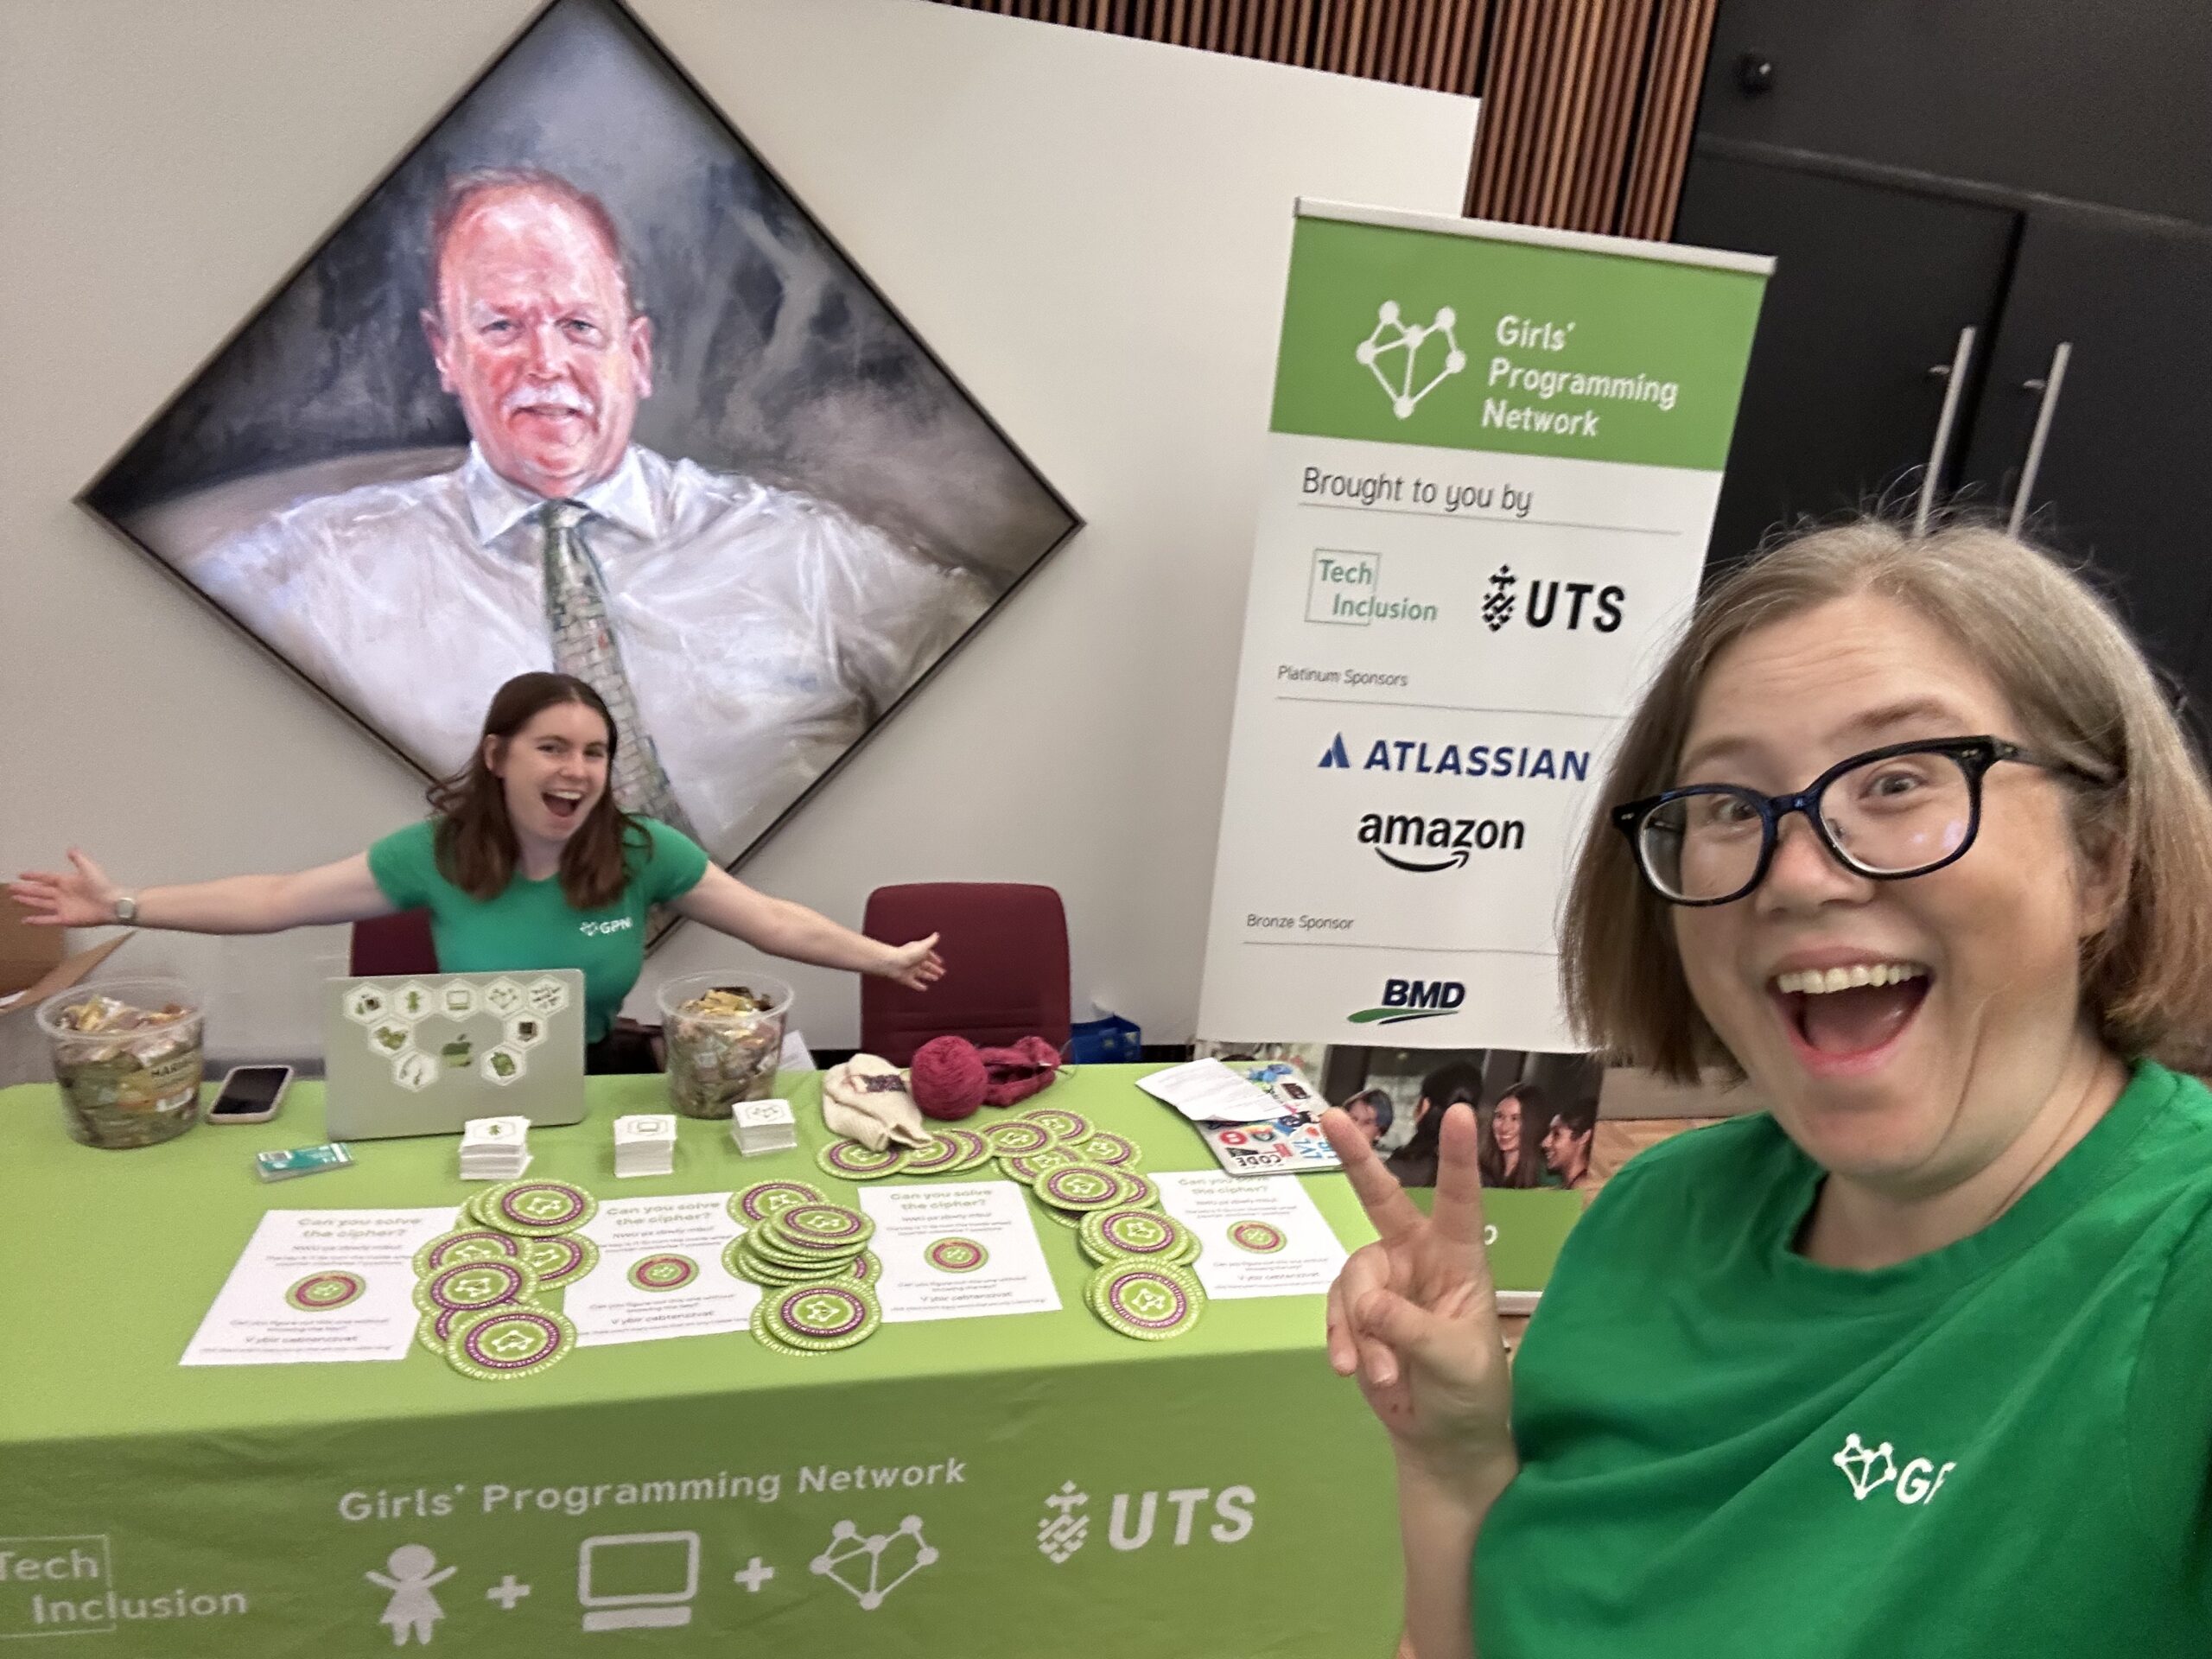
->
[[1319, 518, 2212, 1659]]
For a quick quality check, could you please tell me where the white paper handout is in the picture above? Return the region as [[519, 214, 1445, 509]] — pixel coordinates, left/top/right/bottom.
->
[[1135, 1058, 1292, 1124], [859, 1180, 1061, 1322], [567, 1192, 757, 1346], [181, 1206, 458, 1365], [1152, 1170, 1348, 1300]]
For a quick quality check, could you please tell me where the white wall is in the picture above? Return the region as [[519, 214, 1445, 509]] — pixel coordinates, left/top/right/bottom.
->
[[0, 0, 1475, 1057]]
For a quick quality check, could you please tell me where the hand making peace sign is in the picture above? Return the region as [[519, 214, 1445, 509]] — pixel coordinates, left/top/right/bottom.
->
[[1321, 1103, 1516, 1485]]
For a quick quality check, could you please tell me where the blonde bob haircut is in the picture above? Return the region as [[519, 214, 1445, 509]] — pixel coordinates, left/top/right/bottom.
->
[[1560, 518, 2212, 1083]]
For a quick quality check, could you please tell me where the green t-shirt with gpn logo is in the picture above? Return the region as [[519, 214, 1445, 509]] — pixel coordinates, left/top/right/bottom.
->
[[1478, 1059, 2212, 1657], [366, 817, 709, 1043]]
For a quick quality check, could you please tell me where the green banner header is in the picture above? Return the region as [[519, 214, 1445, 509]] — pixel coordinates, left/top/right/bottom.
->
[[1269, 212, 1768, 470]]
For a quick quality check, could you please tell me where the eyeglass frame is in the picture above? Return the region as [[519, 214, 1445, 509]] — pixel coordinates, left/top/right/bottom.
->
[[1610, 734, 2113, 908]]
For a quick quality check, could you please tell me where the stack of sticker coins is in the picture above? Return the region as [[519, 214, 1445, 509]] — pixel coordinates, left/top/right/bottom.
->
[[1026, 1162, 1158, 1230], [408, 1178, 598, 1380], [725, 1199, 883, 1352], [1077, 1205, 1200, 1269], [1085, 1257, 1205, 1341]]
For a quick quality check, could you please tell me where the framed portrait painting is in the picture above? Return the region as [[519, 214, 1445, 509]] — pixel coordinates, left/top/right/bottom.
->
[[81, 0, 1078, 905]]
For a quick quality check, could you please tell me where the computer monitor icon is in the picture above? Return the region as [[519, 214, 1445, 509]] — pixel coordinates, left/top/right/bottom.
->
[[576, 1530, 699, 1632]]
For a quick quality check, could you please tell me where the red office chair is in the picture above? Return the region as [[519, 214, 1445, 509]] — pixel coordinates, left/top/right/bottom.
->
[[860, 884, 1070, 1066], [350, 910, 438, 977]]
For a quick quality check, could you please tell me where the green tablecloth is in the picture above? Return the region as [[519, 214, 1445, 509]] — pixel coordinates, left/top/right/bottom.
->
[[0, 1066, 1400, 1656]]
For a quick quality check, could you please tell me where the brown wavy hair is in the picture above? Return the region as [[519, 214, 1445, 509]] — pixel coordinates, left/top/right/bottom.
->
[[427, 673, 644, 910], [1560, 517, 2212, 1081]]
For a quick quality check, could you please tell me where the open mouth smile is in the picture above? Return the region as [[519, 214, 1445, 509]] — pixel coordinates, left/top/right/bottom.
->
[[1770, 960, 1932, 1077]]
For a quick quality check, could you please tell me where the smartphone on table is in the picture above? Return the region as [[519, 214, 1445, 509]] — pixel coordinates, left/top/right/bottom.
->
[[209, 1065, 294, 1125]]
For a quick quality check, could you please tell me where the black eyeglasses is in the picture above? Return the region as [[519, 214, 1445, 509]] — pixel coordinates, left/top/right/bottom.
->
[[1611, 735, 2111, 906]]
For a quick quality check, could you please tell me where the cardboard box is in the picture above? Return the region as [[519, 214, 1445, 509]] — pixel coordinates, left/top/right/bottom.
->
[[1, 906, 134, 1086]]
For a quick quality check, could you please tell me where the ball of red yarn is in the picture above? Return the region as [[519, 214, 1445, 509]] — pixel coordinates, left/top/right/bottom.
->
[[910, 1035, 988, 1120]]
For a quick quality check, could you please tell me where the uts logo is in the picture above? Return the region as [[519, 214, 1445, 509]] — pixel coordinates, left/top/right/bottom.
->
[[1480, 564, 1624, 633], [1348, 978, 1466, 1027], [1358, 812, 1527, 872], [1034, 1482, 1255, 1564]]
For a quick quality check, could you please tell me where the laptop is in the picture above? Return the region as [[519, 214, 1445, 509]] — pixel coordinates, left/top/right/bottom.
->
[[323, 970, 588, 1141]]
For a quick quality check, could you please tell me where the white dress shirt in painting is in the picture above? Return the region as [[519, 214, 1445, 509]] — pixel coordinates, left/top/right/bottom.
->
[[194, 444, 993, 859]]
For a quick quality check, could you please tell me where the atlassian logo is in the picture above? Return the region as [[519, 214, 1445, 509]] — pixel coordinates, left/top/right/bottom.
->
[[1480, 564, 1624, 632], [1356, 302, 1467, 419], [1358, 811, 1527, 873], [1833, 1433, 1957, 1504], [579, 917, 635, 938], [1347, 978, 1466, 1027], [1317, 734, 1592, 783], [1035, 1482, 1255, 1564]]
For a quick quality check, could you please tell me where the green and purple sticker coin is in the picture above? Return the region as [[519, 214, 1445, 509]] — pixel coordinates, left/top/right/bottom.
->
[[980, 1119, 1053, 1157], [480, 1179, 596, 1236], [285, 1270, 365, 1313], [1228, 1220, 1288, 1255], [414, 1257, 535, 1316], [447, 1305, 575, 1380], [1020, 1106, 1092, 1143], [925, 1236, 988, 1274], [817, 1140, 906, 1180], [627, 1252, 699, 1293], [730, 1179, 827, 1226], [413, 1229, 521, 1278], [761, 1282, 880, 1351], [1087, 1262, 1203, 1340], [1037, 1164, 1124, 1211]]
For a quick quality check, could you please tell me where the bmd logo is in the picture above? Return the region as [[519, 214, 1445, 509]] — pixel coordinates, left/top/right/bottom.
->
[[1348, 978, 1466, 1027]]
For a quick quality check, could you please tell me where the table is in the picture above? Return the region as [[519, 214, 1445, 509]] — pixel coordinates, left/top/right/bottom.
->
[[0, 1066, 1400, 1656]]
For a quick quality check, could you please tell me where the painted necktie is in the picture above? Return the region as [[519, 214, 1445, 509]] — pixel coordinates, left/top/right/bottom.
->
[[539, 499, 699, 842]]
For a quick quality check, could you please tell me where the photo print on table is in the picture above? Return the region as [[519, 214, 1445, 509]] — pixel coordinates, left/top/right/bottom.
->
[[79, 0, 1077, 931], [1196, 1040, 1604, 1191]]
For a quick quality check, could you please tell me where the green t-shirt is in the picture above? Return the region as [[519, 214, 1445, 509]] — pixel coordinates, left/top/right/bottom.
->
[[1477, 1059, 2212, 1657], [365, 817, 709, 1043]]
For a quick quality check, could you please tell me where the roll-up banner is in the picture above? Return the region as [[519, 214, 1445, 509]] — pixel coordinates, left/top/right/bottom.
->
[[1198, 201, 1771, 1050]]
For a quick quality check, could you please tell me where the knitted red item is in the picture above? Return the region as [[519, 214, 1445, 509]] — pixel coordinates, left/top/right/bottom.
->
[[979, 1035, 1064, 1106], [910, 1035, 988, 1120]]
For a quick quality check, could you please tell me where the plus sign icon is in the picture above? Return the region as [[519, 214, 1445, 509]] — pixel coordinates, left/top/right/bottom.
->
[[486, 1574, 531, 1611], [733, 1557, 775, 1594]]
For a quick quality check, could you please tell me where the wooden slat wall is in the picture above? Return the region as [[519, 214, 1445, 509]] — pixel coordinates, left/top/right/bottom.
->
[[929, 0, 1716, 238]]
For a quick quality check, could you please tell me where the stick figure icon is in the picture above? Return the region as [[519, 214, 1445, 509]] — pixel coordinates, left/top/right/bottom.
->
[[365, 1544, 457, 1646]]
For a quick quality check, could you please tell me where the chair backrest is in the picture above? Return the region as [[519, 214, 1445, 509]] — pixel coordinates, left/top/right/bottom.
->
[[349, 910, 438, 978], [860, 883, 1070, 1066]]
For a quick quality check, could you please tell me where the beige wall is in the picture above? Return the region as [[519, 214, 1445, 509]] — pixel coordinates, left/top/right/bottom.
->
[[0, 0, 1476, 1058]]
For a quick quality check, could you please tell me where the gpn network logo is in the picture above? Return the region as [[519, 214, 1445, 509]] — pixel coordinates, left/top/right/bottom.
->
[[1356, 302, 1467, 419], [1348, 978, 1466, 1027]]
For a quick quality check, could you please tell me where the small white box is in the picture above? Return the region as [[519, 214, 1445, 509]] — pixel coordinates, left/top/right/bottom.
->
[[731, 1098, 798, 1156]]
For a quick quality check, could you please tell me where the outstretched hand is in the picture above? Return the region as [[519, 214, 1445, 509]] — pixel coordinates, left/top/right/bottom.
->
[[880, 933, 946, 993], [1322, 1103, 1515, 1483], [9, 849, 121, 929]]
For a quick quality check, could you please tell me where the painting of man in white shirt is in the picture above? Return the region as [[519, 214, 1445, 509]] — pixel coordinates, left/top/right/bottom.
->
[[189, 166, 994, 861]]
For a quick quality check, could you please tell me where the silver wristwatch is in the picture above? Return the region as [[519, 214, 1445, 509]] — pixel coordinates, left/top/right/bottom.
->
[[113, 894, 138, 925]]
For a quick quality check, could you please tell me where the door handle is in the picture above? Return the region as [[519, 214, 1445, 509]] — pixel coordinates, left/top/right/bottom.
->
[[1915, 327, 1976, 536], [2005, 342, 2073, 537]]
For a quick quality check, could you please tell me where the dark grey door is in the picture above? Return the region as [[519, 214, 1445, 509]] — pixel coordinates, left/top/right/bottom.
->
[[1675, 150, 2018, 569], [1960, 207, 2212, 713]]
